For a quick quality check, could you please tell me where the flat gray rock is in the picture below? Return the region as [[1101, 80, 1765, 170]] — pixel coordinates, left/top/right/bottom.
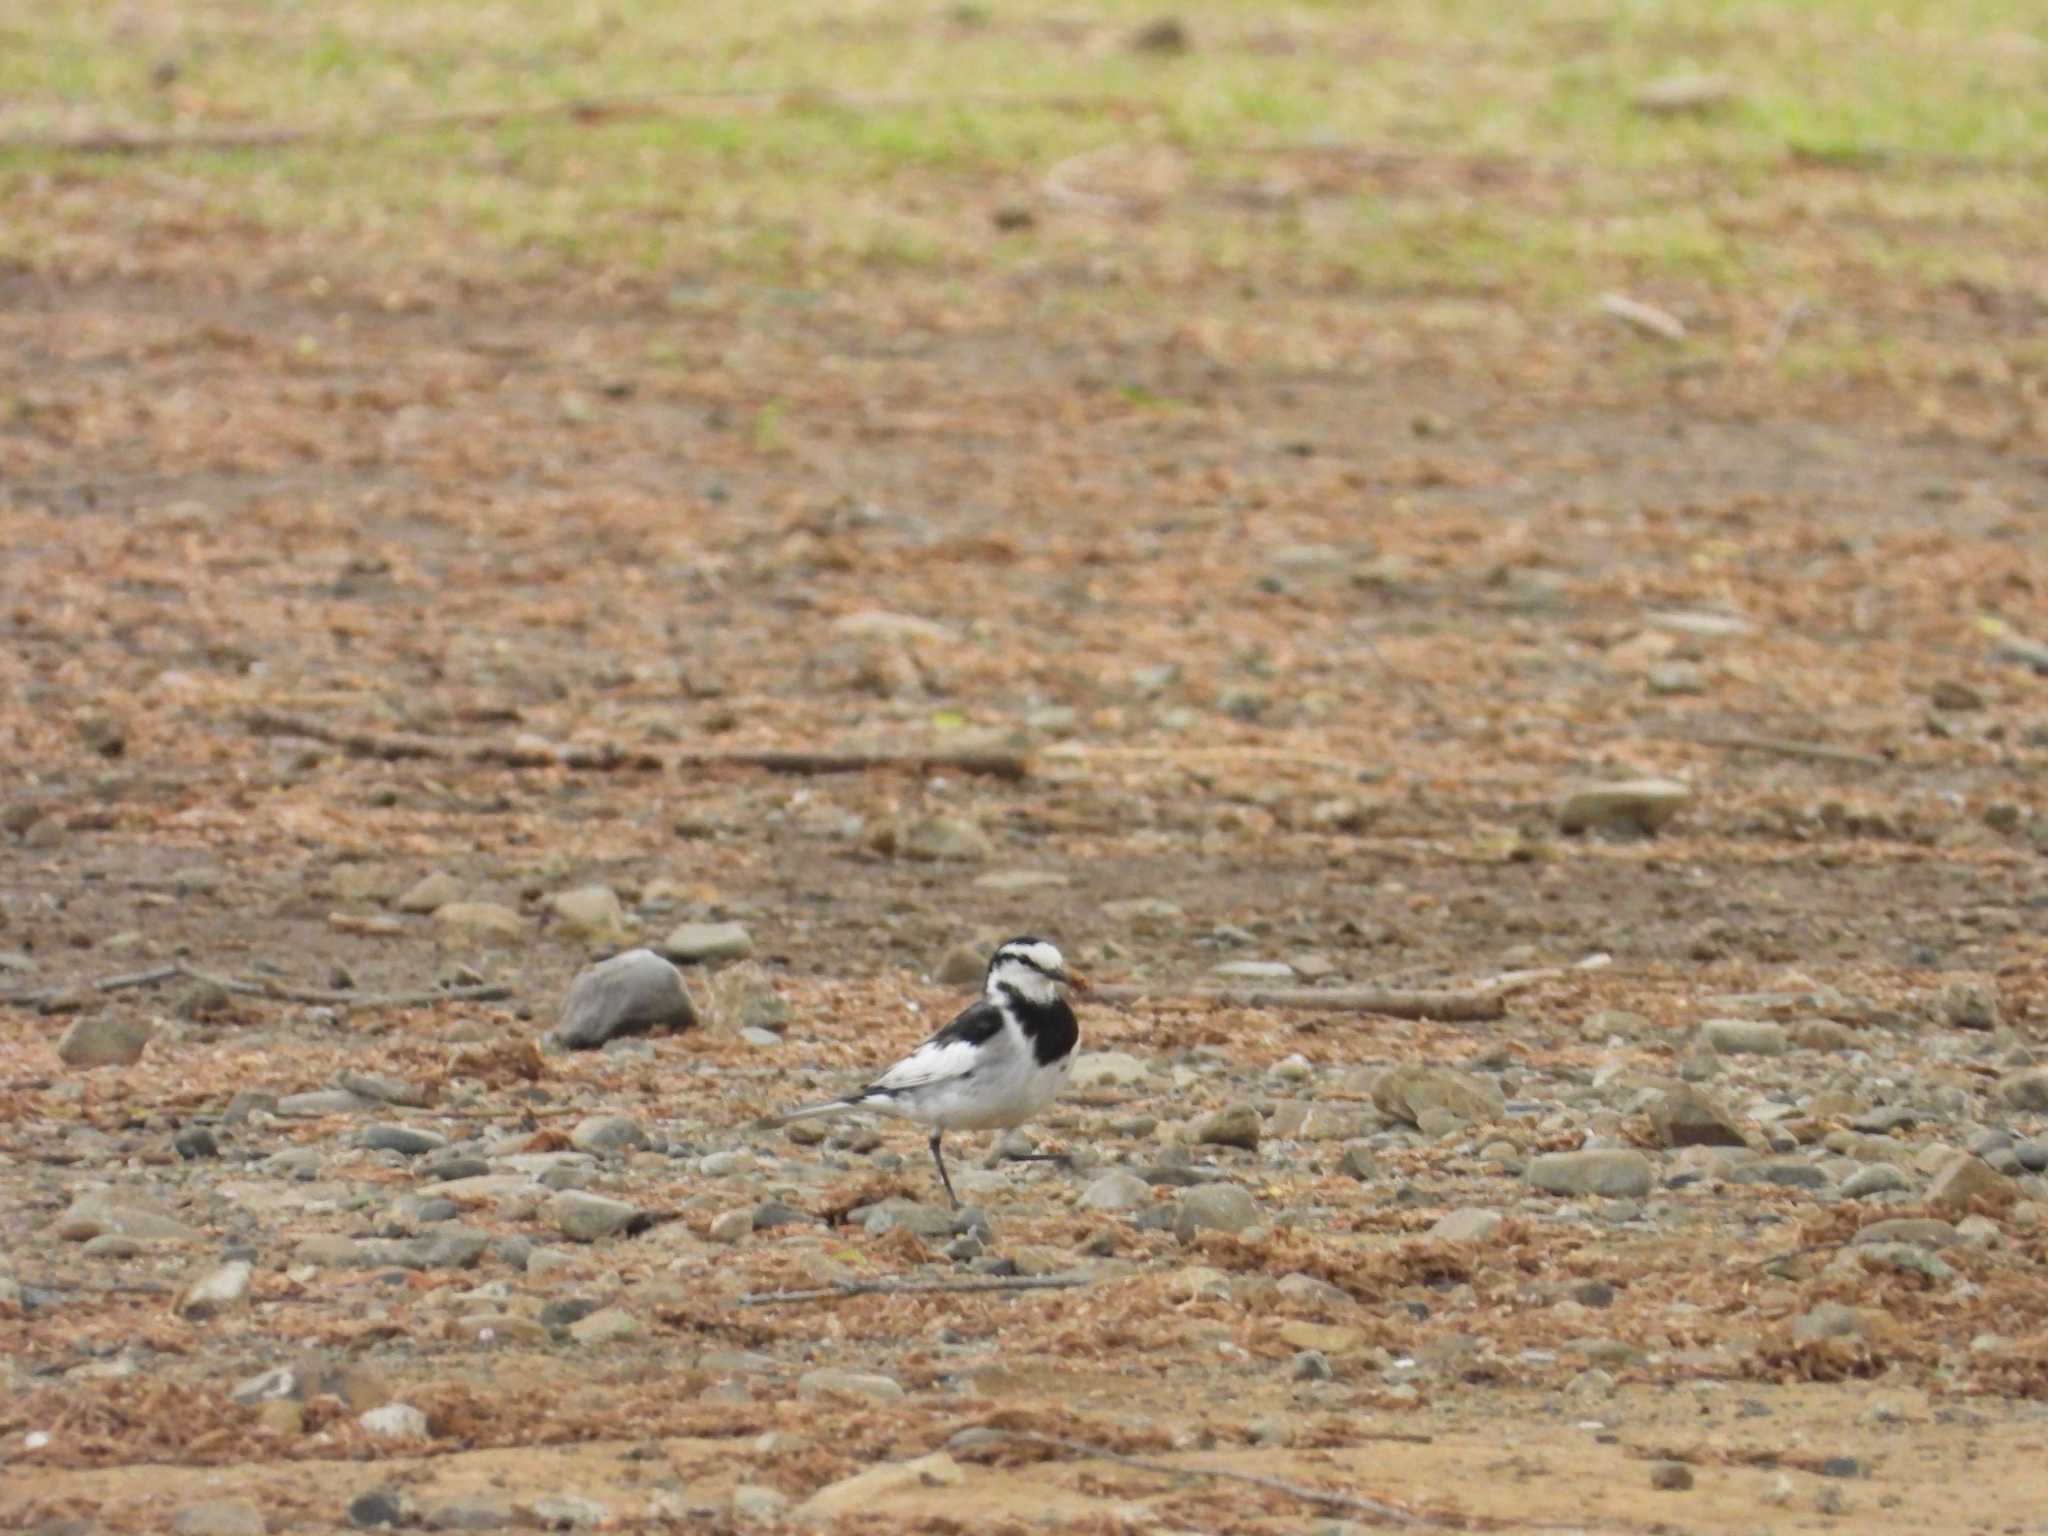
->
[[1648, 1084, 1749, 1147], [569, 1114, 651, 1156], [1699, 1018, 1788, 1056], [1526, 1149, 1654, 1199], [1557, 778, 1690, 834], [557, 948, 697, 1049], [550, 1189, 643, 1242], [1373, 1065, 1504, 1128], [658, 920, 753, 964], [1174, 1182, 1260, 1239]]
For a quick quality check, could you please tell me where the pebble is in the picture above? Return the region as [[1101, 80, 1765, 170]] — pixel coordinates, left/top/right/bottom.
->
[[1427, 1208, 1504, 1243], [1840, 1164, 1910, 1199], [347, 1490, 407, 1529], [1699, 1019, 1788, 1056], [173, 1126, 220, 1160], [1926, 1153, 2019, 1213], [361, 1124, 447, 1156], [396, 870, 464, 913], [1525, 1150, 1654, 1199], [549, 1189, 643, 1242], [548, 885, 630, 943], [1193, 1103, 1262, 1149], [895, 816, 994, 862], [431, 901, 526, 942], [359, 1403, 430, 1439], [569, 1114, 651, 1156], [1854, 1242, 1955, 1282], [1079, 1169, 1151, 1212], [709, 1209, 753, 1243], [1648, 1460, 1694, 1491], [1932, 978, 1999, 1031], [797, 1452, 963, 1518], [1999, 1071, 2048, 1112], [1174, 1182, 1261, 1239], [556, 948, 697, 1049], [659, 920, 754, 963], [278, 1089, 369, 1117], [56, 1014, 153, 1068], [797, 1368, 906, 1403], [1730, 1158, 1830, 1191], [566, 1306, 643, 1345], [53, 1193, 203, 1244], [178, 1260, 252, 1321], [1792, 1302, 1867, 1341], [1277, 1320, 1363, 1354], [1069, 1051, 1146, 1089], [171, 1500, 267, 1536], [1291, 1349, 1334, 1381], [1647, 1084, 1749, 1148], [935, 942, 988, 986], [1373, 1065, 1504, 1128], [731, 1485, 791, 1524], [1212, 960, 1295, 981], [1339, 1144, 1378, 1181], [1557, 778, 1690, 834], [421, 1155, 493, 1183]]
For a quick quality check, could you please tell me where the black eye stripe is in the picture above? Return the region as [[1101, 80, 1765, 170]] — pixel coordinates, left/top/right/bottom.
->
[[993, 942, 1059, 977]]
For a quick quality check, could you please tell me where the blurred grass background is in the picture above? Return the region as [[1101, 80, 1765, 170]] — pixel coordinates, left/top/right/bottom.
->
[[2, 1, 2042, 382]]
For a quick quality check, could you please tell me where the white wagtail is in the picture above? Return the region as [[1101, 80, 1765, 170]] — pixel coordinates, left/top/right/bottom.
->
[[755, 937, 1089, 1208]]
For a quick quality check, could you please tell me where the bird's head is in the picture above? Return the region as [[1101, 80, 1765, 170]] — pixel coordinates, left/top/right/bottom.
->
[[985, 936, 1089, 1004]]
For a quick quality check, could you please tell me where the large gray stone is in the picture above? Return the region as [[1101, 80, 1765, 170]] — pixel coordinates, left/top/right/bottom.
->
[[56, 1014, 153, 1068], [557, 948, 697, 1049], [1174, 1183, 1261, 1240]]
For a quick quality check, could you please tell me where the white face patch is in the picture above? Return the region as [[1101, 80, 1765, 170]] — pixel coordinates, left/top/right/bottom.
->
[[987, 939, 1068, 1002]]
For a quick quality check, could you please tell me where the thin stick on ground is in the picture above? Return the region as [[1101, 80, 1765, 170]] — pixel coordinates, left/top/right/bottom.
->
[[174, 965, 513, 1009], [0, 965, 181, 1007], [1090, 982, 1507, 1021], [984, 1432, 1432, 1526], [735, 1275, 1088, 1306], [1693, 732, 1886, 768], [245, 710, 1030, 780], [1, 962, 509, 1011]]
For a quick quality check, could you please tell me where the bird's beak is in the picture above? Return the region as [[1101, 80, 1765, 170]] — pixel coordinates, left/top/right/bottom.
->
[[1061, 968, 1091, 993]]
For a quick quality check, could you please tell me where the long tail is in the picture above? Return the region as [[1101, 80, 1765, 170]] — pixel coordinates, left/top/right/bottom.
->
[[751, 1096, 865, 1133]]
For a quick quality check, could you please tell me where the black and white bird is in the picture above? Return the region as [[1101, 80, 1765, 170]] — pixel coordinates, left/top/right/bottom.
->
[[754, 937, 1088, 1208]]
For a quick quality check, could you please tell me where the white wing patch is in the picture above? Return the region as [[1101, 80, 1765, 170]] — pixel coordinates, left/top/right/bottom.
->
[[870, 1033, 1008, 1095]]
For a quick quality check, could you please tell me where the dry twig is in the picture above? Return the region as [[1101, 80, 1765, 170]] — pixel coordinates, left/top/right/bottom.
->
[[246, 710, 1029, 779], [1091, 982, 1507, 1021], [1695, 732, 1885, 768], [735, 1275, 1088, 1307], [0, 965, 181, 1007], [175, 965, 513, 1009], [1, 962, 508, 1011]]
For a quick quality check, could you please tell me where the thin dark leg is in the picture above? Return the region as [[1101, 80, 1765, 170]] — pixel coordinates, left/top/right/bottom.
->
[[929, 1130, 959, 1209]]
